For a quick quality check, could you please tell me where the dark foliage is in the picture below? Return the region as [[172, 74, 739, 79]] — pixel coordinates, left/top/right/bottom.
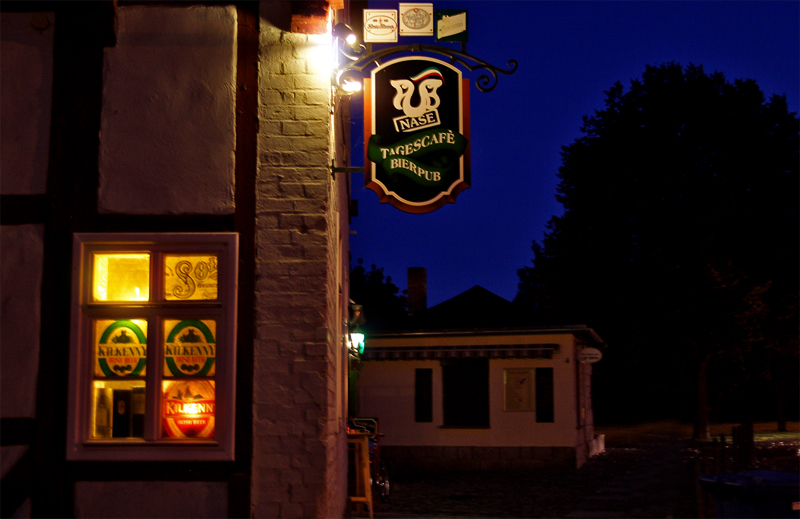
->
[[350, 258, 408, 332], [516, 63, 799, 432]]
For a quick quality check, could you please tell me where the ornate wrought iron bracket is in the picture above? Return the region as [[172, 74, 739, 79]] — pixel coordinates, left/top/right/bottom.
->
[[336, 42, 517, 93]]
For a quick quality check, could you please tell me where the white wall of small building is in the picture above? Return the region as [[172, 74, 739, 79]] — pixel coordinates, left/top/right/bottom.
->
[[359, 334, 582, 448]]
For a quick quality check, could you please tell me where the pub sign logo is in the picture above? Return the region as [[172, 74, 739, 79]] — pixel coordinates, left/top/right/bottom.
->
[[365, 56, 470, 214]]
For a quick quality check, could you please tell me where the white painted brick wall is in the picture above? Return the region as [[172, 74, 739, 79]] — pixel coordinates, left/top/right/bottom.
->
[[253, 3, 348, 517]]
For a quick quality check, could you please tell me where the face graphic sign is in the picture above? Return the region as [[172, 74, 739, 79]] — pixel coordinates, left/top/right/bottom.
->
[[365, 56, 470, 213]]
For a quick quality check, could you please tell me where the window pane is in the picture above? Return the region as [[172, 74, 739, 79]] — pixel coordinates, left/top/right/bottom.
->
[[95, 319, 147, 377], [164, 254, 219, 300], [162, 380, 216, 439], [164, 319, 216, 377], [93, 253, 150, 301], [93, 381, 145, 438]]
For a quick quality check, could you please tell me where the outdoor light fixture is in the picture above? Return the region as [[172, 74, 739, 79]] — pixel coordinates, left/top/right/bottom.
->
[[348, 326, 366, 355], [333, 23, 357, 46], [333, 23, 365, 62], [348, 302, 367, 356], [340, 77, 362, 93], [332, 23, 366, 94]]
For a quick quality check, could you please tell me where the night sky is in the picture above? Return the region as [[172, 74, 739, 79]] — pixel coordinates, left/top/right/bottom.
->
[[348, 0, 800, 307]]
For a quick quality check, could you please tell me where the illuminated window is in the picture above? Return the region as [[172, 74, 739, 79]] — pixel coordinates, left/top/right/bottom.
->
[[67, 233, 237, 461], [93, 254, 150, 301], [164, 255, 219, 301]]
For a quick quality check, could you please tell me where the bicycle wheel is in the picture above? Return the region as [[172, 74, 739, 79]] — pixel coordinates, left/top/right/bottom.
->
[[376, 462, 390, 502]]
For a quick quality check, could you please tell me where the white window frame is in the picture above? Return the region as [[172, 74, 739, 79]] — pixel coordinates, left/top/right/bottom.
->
[[66, 233, 238, 461]]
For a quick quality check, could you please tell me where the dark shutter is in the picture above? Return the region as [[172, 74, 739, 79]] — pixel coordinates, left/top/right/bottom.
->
[[535, 367, 554, 423]]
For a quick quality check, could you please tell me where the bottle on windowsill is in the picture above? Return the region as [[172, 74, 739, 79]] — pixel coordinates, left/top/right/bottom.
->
[[95, 388, 112, 438]]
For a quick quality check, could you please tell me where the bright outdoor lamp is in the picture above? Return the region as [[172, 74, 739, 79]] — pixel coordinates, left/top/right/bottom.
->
[[333, 23, 363, 61], [333, 23, 357, 45], [349, 326, 365, 355], [348, 302, 366, 355], [332, 23, 365, 94], [340, 77, 362, 93]]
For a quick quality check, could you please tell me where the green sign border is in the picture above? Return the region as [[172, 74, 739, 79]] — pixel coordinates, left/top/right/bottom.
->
[[165, 319, 216, 377], [97, 320, 147, 377]]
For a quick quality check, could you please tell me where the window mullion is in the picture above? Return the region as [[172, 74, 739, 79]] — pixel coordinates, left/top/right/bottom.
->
[[146, 251, 163, 442], [145, 315, 163, 441]]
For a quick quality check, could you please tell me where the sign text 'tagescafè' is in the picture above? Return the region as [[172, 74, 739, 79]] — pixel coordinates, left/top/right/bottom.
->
[[365, 56, 470, 213]]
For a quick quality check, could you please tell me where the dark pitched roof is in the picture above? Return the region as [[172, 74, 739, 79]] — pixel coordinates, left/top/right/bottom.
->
[[400, 285, 527, 331], [365, 286, 605, 347]]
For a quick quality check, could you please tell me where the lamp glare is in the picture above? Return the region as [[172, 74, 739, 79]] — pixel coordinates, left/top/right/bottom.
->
[[350, 332, 365, 354], [342, 79, 362, 93]]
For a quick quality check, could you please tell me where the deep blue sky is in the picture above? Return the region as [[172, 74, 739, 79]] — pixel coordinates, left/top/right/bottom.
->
[[348, 0, 800, 308]]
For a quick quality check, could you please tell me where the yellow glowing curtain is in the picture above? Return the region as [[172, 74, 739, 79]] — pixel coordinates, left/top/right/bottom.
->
[[93, 253, 150, 301]]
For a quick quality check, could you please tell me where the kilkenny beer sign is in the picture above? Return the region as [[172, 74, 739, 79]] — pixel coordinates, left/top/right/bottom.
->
[[365, 56, 470, 214]]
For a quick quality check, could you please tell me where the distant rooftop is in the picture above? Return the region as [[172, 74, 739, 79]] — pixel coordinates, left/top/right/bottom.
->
[[403, 285, 521, 331], [369, 285, 604, 345]]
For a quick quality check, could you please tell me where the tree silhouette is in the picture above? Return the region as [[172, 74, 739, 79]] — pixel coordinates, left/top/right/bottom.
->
[[516, 63, 798, 437], [350, 258, 408, 332]]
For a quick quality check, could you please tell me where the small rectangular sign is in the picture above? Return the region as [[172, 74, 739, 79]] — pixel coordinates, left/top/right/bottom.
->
[[399, 3, 434, 36], [364, 10, 398, 43], [436, 10, 468, 42]]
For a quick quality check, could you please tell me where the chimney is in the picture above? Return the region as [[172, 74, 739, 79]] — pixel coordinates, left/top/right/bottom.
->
[[407, 267, 427, 316]]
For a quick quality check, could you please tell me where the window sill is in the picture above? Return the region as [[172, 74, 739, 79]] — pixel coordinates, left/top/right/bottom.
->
[[67, 441, 233, 462]]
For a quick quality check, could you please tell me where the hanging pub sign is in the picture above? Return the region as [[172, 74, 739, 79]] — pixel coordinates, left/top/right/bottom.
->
[[364, 56, 470, 214]]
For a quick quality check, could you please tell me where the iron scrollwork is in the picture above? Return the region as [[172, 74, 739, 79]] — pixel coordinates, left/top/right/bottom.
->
[[336, 43, 517, 93]]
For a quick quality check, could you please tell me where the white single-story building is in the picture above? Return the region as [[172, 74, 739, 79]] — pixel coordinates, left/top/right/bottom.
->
[[356, 285, 606, 470]]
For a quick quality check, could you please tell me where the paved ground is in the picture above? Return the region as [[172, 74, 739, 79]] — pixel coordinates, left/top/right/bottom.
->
[[371, 436, 698, 518], [361, 422, 799, 518]]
